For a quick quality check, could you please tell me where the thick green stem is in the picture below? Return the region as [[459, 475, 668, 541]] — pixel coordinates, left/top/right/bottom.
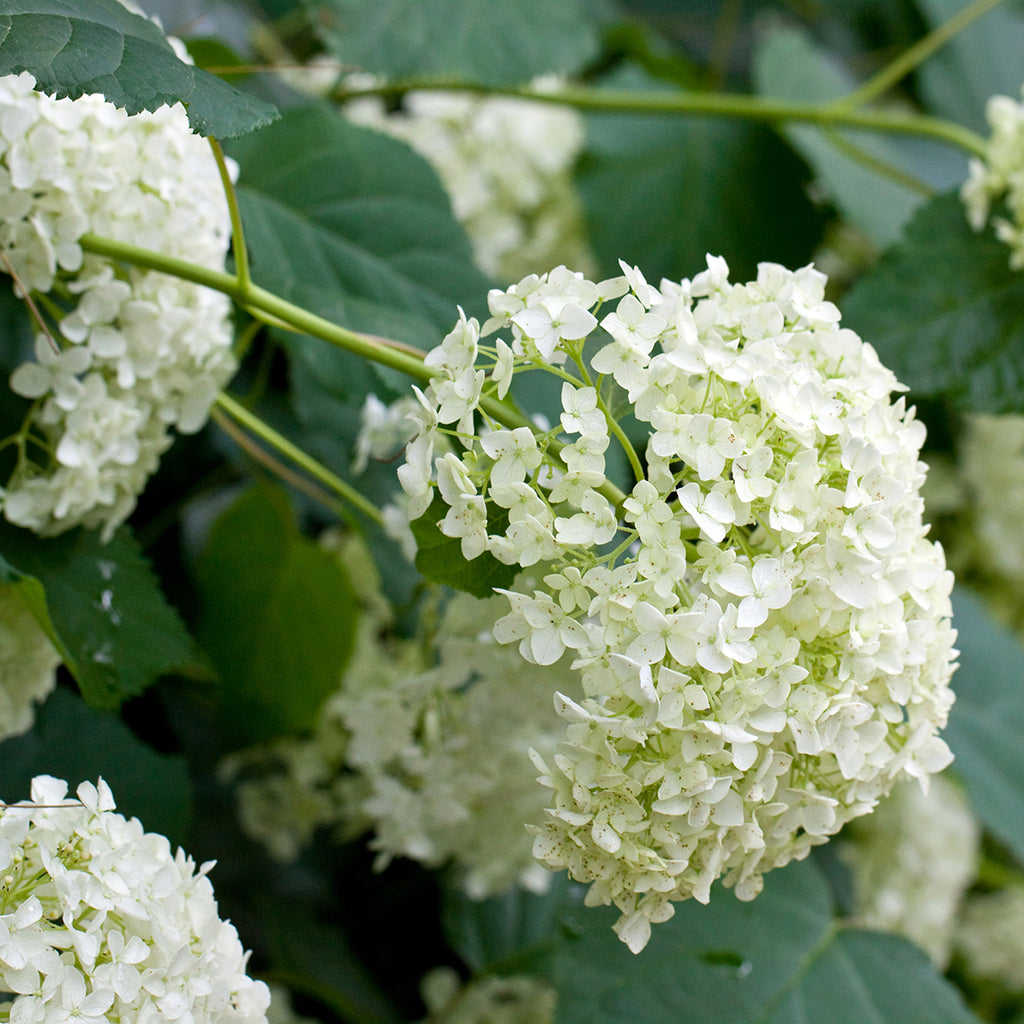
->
[[79, 233, 629, 510], [333, 82, 989, 159]]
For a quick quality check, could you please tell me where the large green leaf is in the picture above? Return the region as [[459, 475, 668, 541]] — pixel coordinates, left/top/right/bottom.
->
[[753, 24, 948, 248], [0, 522, 194, 710], [0, 687, 193, 845], [231, 104, 490, 349], [445, 861, 980, 1024], [305, 0, 604, 86], [944, 587, 1024, 863], [577, 70, 826, 284], [842, 191, 1024, 412], [0, 0, 277, 137], [915, 0, 1024, 135], [195, 484, 359, 746]]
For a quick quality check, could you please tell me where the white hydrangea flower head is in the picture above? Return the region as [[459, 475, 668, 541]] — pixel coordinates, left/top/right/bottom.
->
[[418, 966, 557, 1024], [0, 775, 270, 1023], [0, 65, 235, 540], [957, 885, 1024, 992], [344, 80, 593, 283], [400, 256, 958, 951], [0, 583, 61, 740], [841, 773, 979, 967], [961, 85, 1024, 266], [228, 549, 576, 900]]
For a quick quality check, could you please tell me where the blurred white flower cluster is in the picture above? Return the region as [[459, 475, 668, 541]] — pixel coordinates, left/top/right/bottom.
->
[[418, 967, 557, 1024], [957, 885, 1024, 992], [399, 256, 958, 951], [0, 70, 235, 539], [0, 775, 269, 1024], [961, 85, 1024, 267], [842, 773, 979, 967], [230, 539, 576, 900], [0, 584, 61, 741], [345, 81, 592, 283]]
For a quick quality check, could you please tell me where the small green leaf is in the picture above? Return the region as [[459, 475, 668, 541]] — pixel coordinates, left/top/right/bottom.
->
[[0, 687, 193, 845], [306, 0, 605, 86], [196, 484, 359, 745], [410, 493, 517, 599], [842, 191, 1024, 413], [0, 0, 277, 137], [943, 588, 1024, 863], [0, 522, 194, 710]]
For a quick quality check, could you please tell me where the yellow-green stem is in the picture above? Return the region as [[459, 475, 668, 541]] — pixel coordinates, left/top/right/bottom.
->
[[215, 391, 384, 524], [208, 137, 251, 293]]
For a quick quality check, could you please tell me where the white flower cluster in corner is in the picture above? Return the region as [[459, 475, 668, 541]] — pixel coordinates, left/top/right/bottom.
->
[[0, 775, 270, 1024], [398, 256, 958, 952], [228, 537, 576, 900], [841, 773, 979, 967], [344, 81, 593, 283], [0, 584, 61, 740], [961, 85, 1024, 267], [0, 70, 235, 540]]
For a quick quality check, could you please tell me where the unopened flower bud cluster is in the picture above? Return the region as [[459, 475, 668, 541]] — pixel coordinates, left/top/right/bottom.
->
[[0, 775, 270, 1024], [345, 80, 592, 283], [399, 256, 958, 951], [961, 84, 1024, 267], [0, 69, 235, 539], [230, 545, 576, 900], [0, 584, 61, 740]]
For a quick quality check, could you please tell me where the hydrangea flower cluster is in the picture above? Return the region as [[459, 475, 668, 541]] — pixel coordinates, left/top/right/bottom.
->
[[0, 584, 61, 741], [398, 256, 958, 951], [228, 538, 576, 899], [956, 886, 1024, 992], [0, 775, 270, 1023], [0, 69, 235, 539], [841, 774, 978, 967], [961, 85, 1024, 267], [344, 82, 592, 282]]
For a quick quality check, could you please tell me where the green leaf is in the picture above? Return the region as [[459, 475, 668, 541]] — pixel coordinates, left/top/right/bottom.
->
[[0, 687, 193, 845], [445, 861, 980, 1024], [0, 522, 193, 710], [578, 69, 825, 283], [231, 104, 490, 350], [0, 0, 277, 137], [410, 493, 517, 600], [257, 899, 403, 1024], [842, 191, 1024, 413], [305, 0, 605, 86], [753, 24, 943, 248], [195, 484, 359, 745], [915, 0, 1024, 135], [944, 588, 1024, 863]]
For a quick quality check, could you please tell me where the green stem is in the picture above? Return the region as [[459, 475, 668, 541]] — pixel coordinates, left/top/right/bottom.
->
[[215, 391, 384, 525], [78, 233, 630, 510], [333, 80, 989, 158], [208, 137, 251, 293], [839, 0, 1008, 109]]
